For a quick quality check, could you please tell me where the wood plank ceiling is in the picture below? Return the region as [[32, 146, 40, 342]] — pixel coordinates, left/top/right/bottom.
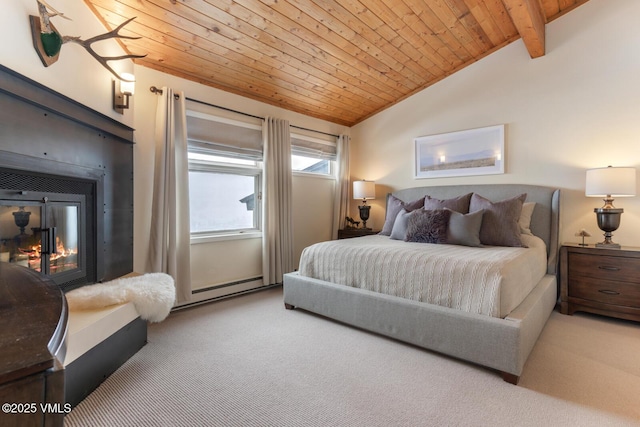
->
[[84, 0, 589, 127]]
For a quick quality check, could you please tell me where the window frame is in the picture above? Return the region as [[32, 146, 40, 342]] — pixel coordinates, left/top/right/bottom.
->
[[188, 156, 263, 244]]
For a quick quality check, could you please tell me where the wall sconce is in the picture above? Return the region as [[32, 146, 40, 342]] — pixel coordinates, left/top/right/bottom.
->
[[353, 180, 376, 229], [113, 72, 135, 114], [585, 165, 637, 248]]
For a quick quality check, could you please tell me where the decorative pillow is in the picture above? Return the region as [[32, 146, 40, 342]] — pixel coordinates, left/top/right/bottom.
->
[[423, 193, 472, 213], [519, 202, 536, 235], [445, 208, 484, 247], [379, 195, 424, 236], [469, 193, 526, 247], [390, 209, 412, 240], [405, 209, 451, 244]]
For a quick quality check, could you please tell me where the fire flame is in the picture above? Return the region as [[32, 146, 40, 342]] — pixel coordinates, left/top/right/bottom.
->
[[20, 236, 78, 271]]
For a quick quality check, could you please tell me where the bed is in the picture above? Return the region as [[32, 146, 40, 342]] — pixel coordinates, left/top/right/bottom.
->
[[283, 184, 560, 384]]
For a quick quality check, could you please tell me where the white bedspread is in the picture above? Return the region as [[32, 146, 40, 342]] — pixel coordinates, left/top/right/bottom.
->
[[298, 234, 547, 318]]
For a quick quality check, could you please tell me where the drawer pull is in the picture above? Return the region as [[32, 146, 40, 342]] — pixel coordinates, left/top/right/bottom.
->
[[597, 266, 620, 271], [598, 289, 620, 296]]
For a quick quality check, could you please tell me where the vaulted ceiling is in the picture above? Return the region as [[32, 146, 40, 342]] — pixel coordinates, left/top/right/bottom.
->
[[84, 0, 589, 127]]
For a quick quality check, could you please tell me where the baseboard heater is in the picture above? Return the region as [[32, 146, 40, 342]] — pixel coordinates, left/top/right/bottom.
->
[[175, 277, 282, 310], [191, 276, 263, 294]]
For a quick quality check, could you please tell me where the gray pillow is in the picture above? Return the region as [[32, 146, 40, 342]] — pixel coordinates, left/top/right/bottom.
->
[[405, 209, 451, 244], [423, 193, 472, 213], [469, 193, 526, 247], [390, 209, 412, 240], [379, 195, 424, 236], [446, 208, 484, 247]]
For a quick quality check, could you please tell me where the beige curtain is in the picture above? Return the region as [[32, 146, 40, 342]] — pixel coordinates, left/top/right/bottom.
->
[[147, 87, 191, 304], [262, 117, 294, 285], [332, 135, 350, 239]]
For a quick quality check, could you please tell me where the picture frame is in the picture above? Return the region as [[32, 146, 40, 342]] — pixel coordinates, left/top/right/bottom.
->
[[414, 124, 505, 179]]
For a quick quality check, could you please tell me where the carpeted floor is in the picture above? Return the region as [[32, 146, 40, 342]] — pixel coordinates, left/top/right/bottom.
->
[[64, 287, 640, 426]]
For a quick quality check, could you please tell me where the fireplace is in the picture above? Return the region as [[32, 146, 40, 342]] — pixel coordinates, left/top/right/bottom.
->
[[0, 168, 98, 291], [0, 64, 134, 292]]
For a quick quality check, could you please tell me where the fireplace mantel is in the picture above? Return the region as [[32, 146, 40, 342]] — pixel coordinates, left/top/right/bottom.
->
[[0, 65, 134, 290]]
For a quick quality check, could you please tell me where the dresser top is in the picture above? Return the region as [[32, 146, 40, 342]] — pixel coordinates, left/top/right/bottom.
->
[[0, 262, 67, 385], [562, 243, 640, 255]]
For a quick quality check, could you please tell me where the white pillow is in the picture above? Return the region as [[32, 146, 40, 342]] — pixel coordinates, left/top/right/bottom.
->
[[519, 202, 536, 235]]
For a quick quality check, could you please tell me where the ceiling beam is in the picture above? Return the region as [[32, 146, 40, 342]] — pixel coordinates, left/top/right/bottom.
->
[[502, 0, 546, 58]]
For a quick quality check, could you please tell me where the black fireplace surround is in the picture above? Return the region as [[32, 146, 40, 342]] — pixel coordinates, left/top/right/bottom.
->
[[0, 65, 134, 292]]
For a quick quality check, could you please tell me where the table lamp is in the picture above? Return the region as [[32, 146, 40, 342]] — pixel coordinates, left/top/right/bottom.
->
[[585, 166, 636, 248], [353, 180, 375, 229]]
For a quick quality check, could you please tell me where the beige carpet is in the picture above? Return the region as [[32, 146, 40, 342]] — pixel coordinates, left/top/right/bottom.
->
[[64, 287, 640, 426]]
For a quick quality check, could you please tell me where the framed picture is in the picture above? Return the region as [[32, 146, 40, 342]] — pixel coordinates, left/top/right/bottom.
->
[[414, 124, 505, 179]]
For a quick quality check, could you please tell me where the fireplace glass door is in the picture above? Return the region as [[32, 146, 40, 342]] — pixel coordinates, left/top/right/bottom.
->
[[0, 192, 85, 283]]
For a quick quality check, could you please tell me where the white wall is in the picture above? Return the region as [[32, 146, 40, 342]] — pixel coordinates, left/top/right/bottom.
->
[[350, 0, 640, 248], [292, 173, 335, 266]]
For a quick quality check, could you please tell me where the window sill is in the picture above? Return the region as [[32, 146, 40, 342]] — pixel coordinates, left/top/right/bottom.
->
[[292, 171, 335, 180], [190, 231, 262, 244]]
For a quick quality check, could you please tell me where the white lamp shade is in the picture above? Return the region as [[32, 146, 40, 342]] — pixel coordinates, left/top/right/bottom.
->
[[353, 180, 375, 200], [120, 73, 136, 95], [585, 166, 636, 197]]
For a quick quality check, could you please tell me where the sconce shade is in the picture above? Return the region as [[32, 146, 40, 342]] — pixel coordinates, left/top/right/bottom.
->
[[585, 166, 636, 198], [120, 73, 136, 95], [353, 180, 375, 200]]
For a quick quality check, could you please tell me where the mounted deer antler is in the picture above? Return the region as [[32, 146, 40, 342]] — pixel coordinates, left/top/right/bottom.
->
[[31, 1, 146, 81], [62, 17, 147, 82]]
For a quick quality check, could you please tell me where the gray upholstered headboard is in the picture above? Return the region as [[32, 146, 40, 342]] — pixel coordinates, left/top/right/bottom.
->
[[391, 184, 561, 275]]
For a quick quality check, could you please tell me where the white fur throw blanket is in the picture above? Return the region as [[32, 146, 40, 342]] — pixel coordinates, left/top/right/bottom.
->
[[65, 273, 176, 323]]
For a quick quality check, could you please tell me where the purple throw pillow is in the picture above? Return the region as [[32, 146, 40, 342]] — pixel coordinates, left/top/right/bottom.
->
[[469, 193, 526, 247], [423, 193, 472, 213], [405, 209, 451, 244], [380, 194, 424, 236]]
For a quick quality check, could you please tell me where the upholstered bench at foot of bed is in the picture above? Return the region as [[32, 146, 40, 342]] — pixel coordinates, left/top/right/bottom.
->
[[283, 271, 557, 384]]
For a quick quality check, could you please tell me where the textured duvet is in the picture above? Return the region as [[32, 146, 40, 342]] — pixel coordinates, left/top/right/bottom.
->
[[298, 234, 547, 318]]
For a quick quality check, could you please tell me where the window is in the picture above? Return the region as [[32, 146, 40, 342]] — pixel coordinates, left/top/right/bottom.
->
[[185, 104, 263, 238], [291, 154, 331, 174], [188, 154, 261, 235], [184, 100, 341, 239], [291, 132, 336, 176]]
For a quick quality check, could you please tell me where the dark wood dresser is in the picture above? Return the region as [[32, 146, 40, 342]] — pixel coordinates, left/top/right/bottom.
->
[[560, 244, 640, 322], [0, 262, 68, 427]]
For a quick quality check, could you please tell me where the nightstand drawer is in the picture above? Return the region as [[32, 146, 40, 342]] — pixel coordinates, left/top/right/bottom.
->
[[568, 253, 640, 283], [561, 244, 640, 322], [570, 277, 640, 308]]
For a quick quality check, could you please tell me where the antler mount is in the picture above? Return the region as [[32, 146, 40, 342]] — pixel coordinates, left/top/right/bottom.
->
[[30, 1, 146, 81]]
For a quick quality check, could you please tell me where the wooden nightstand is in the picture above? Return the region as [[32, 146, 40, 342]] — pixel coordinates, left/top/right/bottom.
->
[[337, 228, 380, 239], [560, 244, 640, 322]]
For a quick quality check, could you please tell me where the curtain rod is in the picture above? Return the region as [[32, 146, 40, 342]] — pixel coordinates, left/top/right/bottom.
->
[[149, 86, 180, 100], [150, 86, 341, 138]]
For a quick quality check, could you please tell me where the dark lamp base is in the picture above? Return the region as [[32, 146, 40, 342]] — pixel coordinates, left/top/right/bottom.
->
[[358, 204, 371, 230], [594, 207, 623, 249]]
